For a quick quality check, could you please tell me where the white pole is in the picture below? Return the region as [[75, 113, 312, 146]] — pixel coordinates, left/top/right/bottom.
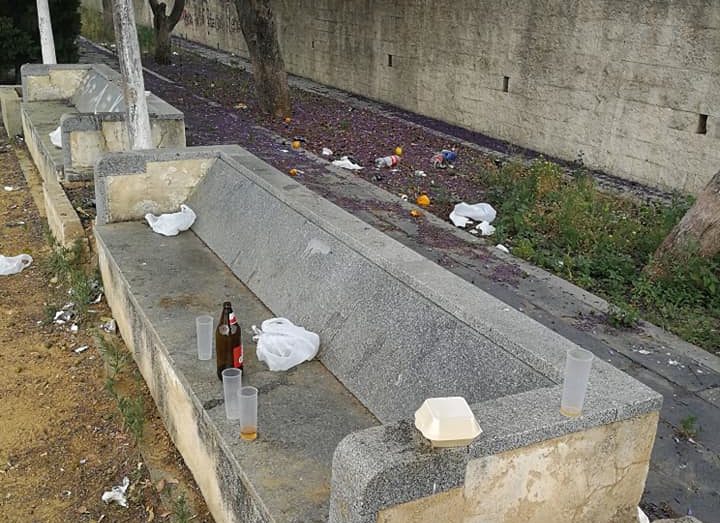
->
[[112, 0, 153, 150], [36, 0, 57, 64]]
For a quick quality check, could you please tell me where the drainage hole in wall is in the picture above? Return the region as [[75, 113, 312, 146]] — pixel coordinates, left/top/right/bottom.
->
[[503, 76, 509, 93], [697, 114, 708, 134], [388, 54, 393, 67]]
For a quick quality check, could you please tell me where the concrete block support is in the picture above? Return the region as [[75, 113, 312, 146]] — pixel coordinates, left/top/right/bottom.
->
[[0, 86, 22, 137]]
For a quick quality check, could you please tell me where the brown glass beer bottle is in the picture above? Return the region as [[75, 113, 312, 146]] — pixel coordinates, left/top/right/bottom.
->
[[216, 301, 243, 380]]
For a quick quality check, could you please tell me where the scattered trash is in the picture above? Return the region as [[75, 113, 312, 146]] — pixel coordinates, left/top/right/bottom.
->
[[280, 148, 289, 153], [70, 323, 79, 333], [101, 318, 117, 334], [74, 345, 89, 354], [475, 221, 495, 236], [637, 507, 650, 523], [49, 126, 62, 148], [321, 147, 333, 156], [399, 194, 409, 201], [413, 170, 427, 177], [291, 140, 302, 149], [332, 156, 363, 170], [252, 318, 320, 371], [145, 204, 196, 236], [283, 116, 292, 124], [410, 209, 423, 218], [54, 302, 76, 324], [0, 254, 33, 275], [469, 229, 479, 235], [101, 476, 130, 507], [375, 155, 400, 168], [668, 359, 682, 367], [449, 202, 497, 228], [91, 292, 104, 304], [394, 146, 403, 156], [416, 194, 431, 207], [635, 349, 651, 355], [6, 220, 26, 227], [431, 149, 457, 169], [4, 186, 17, 191], [496, 244, 510, 254], [289, 168, 298, 176], [172, 51, 179, 56], [233, 102, 248, 110]]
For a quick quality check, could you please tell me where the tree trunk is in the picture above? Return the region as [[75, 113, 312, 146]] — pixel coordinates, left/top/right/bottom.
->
[[154, 16, 171, 64], [102, 0, 114, 38], [233, 0, 291, 118], [651, 169, 720, 266], [148, 0, 185, 65]]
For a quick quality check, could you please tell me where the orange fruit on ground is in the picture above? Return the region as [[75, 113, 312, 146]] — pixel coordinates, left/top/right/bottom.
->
[[289, 168, 298, 176], [291, 140, 301, 149], [416, 194, 431, 207], [410, 209, 422, 218], [395, 146, 403, 156], [284, 116, 292, 123]]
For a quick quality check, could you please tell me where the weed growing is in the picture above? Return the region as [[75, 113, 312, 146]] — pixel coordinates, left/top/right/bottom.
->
[[173, 492, 192, 523], [484, 159, 719, 352]]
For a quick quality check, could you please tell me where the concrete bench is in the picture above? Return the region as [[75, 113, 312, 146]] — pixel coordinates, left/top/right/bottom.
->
[[94, 145, 662, 523], [20, 63, 185, 183]]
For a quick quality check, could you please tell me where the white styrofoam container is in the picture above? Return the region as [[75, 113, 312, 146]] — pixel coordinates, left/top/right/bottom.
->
[[414, 397, 482, 447]]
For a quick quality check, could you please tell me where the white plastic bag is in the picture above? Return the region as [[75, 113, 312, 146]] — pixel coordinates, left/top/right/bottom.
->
[[0, 254, 33, 275], [145, 204, 196, 236], [449, 202, 496, 228], [331, 156, 363, 171], [49, 126, 62, 148], [475, 221, 496, 236], [252, 318, 320, 371]]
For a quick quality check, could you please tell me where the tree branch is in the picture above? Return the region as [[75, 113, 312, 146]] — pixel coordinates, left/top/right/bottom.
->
[[168, 0, 186, 30], [148, 0, 162, 17]]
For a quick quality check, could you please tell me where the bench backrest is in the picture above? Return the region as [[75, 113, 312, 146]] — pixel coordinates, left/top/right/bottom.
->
[[71, 64, 125, 113], [188, 154, 557, 423]]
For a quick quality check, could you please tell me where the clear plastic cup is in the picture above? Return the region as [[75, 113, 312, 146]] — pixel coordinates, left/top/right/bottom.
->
[[239, 386, 258, 441], [560, 348, 594, 417], [222, 368, 242, 420], [196, 315, 213, 360]]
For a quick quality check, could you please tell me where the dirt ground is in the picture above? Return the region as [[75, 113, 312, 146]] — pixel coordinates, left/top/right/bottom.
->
[[0, 130, 212, 522]]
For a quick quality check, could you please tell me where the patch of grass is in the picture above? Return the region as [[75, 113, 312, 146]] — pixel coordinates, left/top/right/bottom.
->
[[117, 394, 145, 442], [173, 492, 192, 523], [485, 158, 719, 351], [678, 414, 699, 439], [42, 239, 95, 316]]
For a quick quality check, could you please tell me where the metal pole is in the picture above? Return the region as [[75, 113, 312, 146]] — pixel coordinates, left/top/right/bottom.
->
[[36, 0, 57, 64], [112, 0, 153, 150]]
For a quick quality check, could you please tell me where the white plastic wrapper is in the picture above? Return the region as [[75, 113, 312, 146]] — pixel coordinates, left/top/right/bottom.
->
[[321, 147, 333, 156], [449, 202, 496, 228], [0, 254, 33, 275], [252, 318, 320, 371], [101, 476, 129, 507], [331, 156, 363, 170], [475, 221, 496, 236], [145, 204, 196, 236], [49, 126, 62, 148]]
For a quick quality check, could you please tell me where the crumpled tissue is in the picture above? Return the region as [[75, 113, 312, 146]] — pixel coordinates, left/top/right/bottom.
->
[[145, 204, 196, 236], [101, 476, 130, 507], [331, 156, 363, 171], [449, 202, 496, 228], [49, 126, 62, 148], [0, 254, 33, 275]]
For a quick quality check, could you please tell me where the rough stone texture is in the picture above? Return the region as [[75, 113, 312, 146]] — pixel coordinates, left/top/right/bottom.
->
[[463, 412, 658, 523], [84, 0, 719, 194], [42, 176, 85, 247], [376, 489, 464, 523], [20, 63, 185, 182], [94, 146, 238, 224], [654, 518, 704, 523], [95, 221, 378, 523], [376, 413, 658, 523], [0, 86, 22, 137]]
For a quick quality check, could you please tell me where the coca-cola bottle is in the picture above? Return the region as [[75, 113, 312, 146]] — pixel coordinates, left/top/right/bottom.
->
[[216, 301, 243, 380]]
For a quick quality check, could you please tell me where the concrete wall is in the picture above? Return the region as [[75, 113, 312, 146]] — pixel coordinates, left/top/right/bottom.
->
[[378, 411, 658, 523], [82, 0, 720, 194]]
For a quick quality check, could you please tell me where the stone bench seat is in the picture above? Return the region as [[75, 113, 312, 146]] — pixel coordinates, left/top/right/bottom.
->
[[94, 145, 662, 523], [20, 63, 185, 183]]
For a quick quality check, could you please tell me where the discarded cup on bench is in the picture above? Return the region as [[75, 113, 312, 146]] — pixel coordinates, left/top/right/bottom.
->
[[222, 368, 242, 420], [560, 348, 594, 417], [239, 386, 258, 441], [196, 315, 213, 360]]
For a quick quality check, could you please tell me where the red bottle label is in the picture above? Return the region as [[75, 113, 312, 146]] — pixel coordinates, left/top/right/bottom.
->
[[233, 344, 243, 368], [229, 312, 238, 326]]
